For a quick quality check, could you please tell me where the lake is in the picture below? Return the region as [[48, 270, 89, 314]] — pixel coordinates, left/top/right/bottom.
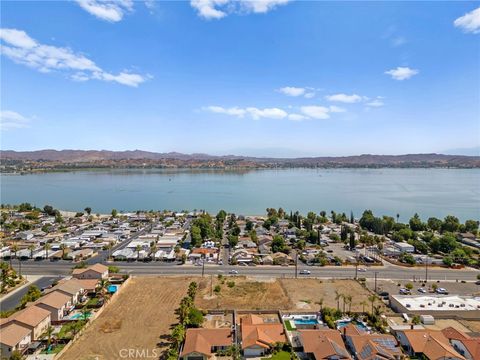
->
[[1, 168, 479, 221]]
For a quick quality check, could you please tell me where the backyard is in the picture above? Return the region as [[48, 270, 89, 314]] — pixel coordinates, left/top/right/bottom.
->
[[59, 276, 194, 360]]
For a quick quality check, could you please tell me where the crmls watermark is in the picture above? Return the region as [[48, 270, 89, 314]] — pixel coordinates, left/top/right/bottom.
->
[[118, 348, 160, 358]]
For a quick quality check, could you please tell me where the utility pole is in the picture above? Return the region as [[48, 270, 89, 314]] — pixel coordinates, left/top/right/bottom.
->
[[355, 253, 358, 280], [374, 271, 378, 293], [425, 253, 428, 284], [18, 258, 22, 278], [202, 260, 205, 277], [295, 252, 298, 279]]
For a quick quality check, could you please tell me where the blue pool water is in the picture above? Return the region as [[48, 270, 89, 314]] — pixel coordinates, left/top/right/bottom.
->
[[70, 312, 91, 320], [294, 319, 319, 325], [108, 285, 119, 293], [336, 321, 368, 331]]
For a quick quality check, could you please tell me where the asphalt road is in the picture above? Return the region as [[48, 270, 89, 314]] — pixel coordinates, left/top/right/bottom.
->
[[15, 260, 480, 282], [0, 276, 58, 312]]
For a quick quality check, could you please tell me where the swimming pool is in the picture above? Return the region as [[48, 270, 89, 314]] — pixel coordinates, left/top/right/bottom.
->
[[294, 319, 319, 325], [70, 312, 92, 320], [336, 320, 368, 331], [108, 284, 119, 293]]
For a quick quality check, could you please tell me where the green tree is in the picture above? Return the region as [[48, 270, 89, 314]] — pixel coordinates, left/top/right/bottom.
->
[[111, 209, 118, 218], [84, 207, 92, 215], [427, 217, 442, 232], [409, 213, 425, 231]]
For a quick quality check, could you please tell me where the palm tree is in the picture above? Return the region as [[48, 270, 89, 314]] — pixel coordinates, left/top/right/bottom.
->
[[335, 290, 342, 311], [396, 213, 400, 223], [345, 295, 353, 313], [97, 279, 110, 301], [45, 325, 54, 351], [360, 300, 367, 314], [316, 297, 324, 312], [28, 244, 35, 259], [11, 244, 19, 260], [342, 294, 347, 313], [150, 243, 157, 260], [60, 244, 67, 259], [135, 245, 142, 261], [171, 324, 185, 348], [368, 295, 376, 314], [80, 306, 90, 322], [44, 243, 51, 260]]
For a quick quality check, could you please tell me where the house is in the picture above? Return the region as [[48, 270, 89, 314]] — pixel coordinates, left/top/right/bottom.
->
[[68, 248, 94, 261], [442, 327, 480, 360], [75, 279, 100, 295], [0, 323, 32, 358], [35, 292, 73, 321], [299, 329, 351, 360], [0, 306, 51, 340], [271, 252, 294, 265], [180, 328, 233, 360], [241, 314, 286, 357], [72, 263, 109, 280], [343, 325, 402, 360], [395, 329, 465, 360], [48, 278, 85, 304], [393, 242, 415, 254]]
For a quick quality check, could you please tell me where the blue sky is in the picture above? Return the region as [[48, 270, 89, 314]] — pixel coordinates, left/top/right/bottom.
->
[[1, 1, 479, 157]]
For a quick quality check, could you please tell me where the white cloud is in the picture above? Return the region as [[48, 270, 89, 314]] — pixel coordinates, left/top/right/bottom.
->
[[278, 86, 306, 97], [246, 107, 288, 120], [278, 86, 316, 98], [0, 110, 30, 131], [300, 106, 330, 119], [366, 99, 384, 108], [75, 0, 133, 22], [325, 93, 363, 103], [241, 0, 291, 14], [0, 28, 148, 87], [204, 106, 247, 117], [328, 105, 346, 113], [191, 0, 291, 19], [385, 66, 419, 80], [288, 113, 308, 121], [454, 7, 480, 34]]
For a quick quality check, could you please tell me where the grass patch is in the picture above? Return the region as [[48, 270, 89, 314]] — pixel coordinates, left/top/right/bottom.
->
[[262, 351, 291, 360], [284, 320, 295, 331]]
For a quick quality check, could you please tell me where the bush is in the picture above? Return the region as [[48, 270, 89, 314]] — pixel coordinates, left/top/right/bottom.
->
[[227, 281, 235, 288], [214, 285, 221, 293]]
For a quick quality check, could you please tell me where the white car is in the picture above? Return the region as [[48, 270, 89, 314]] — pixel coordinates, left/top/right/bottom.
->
[[229, 270, 239, 274], [436, 287, 449, 294], [358, 268, 367, 272], [417, 288, 426, 293], [299, 270, 311, 275]]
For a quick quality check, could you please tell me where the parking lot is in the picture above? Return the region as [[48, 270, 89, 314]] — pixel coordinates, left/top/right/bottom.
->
[[366, 279, 480, 298]]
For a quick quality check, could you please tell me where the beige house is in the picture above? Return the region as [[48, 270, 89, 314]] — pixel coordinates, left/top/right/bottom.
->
[[0, 305, 51, 340], [72, 263, 109, 280], [0, 323, 32, 359], [48, 278, 85, 304], [35, 292, 73, 321]]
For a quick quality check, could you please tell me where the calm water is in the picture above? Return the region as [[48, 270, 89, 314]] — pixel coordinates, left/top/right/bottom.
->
[[1, 168, 479, 221]]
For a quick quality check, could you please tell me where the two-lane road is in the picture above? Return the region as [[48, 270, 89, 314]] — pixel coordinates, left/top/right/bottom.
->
[[16, 260, 480, 281]]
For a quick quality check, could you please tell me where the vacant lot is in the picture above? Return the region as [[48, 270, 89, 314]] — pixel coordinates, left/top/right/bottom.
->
[[280, 278, 389, 313], [195, 276, 293, 310], [195, 276, 382, 313], [60, 276, 194, 360]]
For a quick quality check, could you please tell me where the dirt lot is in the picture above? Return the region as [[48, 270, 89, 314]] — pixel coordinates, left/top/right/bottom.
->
[[280, 278, 389, 313], [61, 276, 383, 359], [60, 276, 194, 360], [195, 276, 384, 313], [195, 276, 293, 310]]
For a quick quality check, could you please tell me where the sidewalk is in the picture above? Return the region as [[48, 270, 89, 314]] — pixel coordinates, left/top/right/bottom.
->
[[0, 275, 42, 301]]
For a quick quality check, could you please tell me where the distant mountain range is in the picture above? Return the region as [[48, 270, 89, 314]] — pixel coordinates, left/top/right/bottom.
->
[[1, 149, 480, 170]]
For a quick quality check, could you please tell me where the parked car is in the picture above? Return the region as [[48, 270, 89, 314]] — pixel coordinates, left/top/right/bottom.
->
[[379, 291, 389, 297], [399, 288, 411, 295], [229, 269, 238, 274], [417, 288, 427, 293], [436, 287, 449, 295], [358, 268, 367, 272], [299, 270, 311, 275]]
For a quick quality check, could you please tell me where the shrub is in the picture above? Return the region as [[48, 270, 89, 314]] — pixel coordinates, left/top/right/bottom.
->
[[214, 285, 221, 293], [227, 281, 235, 288]]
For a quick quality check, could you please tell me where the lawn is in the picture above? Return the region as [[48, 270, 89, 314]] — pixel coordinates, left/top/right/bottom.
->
[[262, 351, 291, 360]]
